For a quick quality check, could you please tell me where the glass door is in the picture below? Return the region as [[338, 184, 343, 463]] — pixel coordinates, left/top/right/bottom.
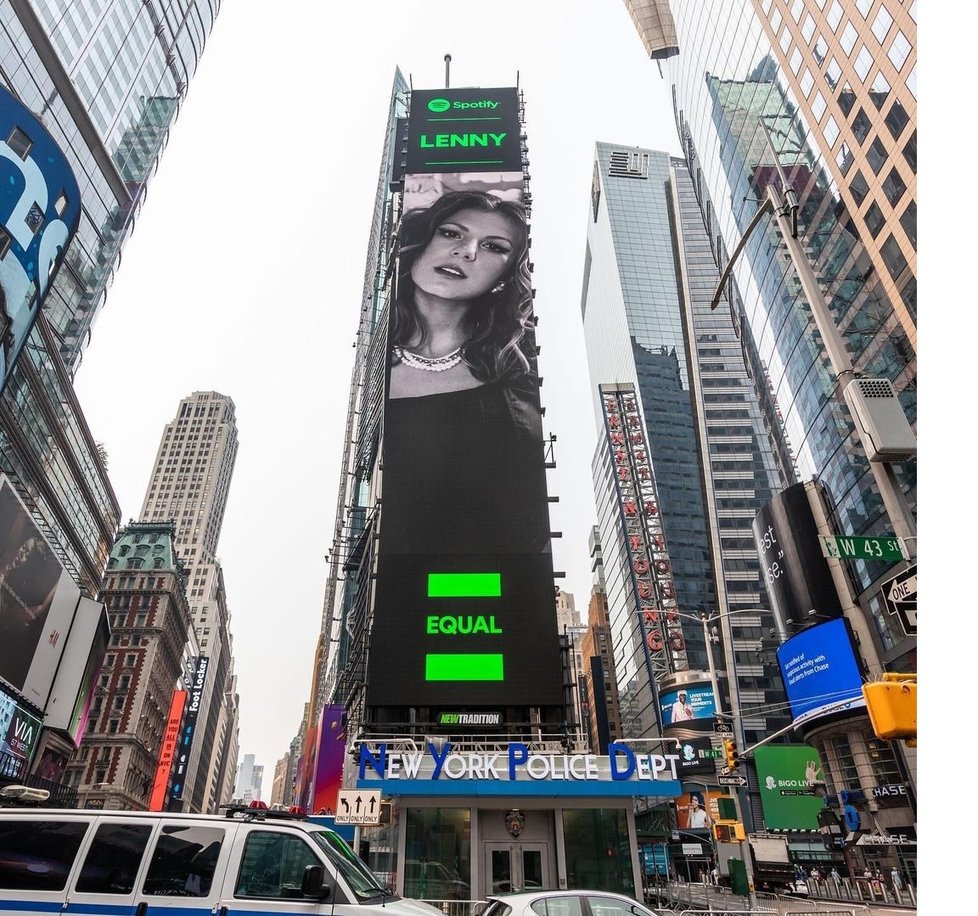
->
[[483, 842, 550, 895]]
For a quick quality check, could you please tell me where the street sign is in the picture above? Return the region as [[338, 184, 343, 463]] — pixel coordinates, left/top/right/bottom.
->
[[713, 722, 733, 735], [718, 774, 748, 787], [819, 535, 905, 562], [719, 765, 731, 776], [880, 563, 917, 635], [334, 789, 383, 825]]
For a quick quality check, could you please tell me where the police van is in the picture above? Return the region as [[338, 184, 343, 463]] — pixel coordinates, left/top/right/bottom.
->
[[0, 790, 438, 916]]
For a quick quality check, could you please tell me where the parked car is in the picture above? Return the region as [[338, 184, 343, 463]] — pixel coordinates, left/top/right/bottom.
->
[[482, 889, 660, 916]]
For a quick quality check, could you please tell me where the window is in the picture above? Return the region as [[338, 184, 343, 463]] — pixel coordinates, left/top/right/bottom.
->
[[801, 14, 815, 42], [811, 91, 827, 122], [863, 201, 885, 238], [872, 5, 893, 42], [836, 142, 854, 176], [780, 28, 791, 52], [144, 825, 225, 897], [0, 821, 89, 890], [800, 69, 815, 97], [902, 130, 916, 173], [789, 46, 803, 74], [856, 0, 873, 15], [882, 167, 907, 206], [826, 56, 841, 87], [871, 71, 890, 108], [790, 0, 804, 22], [76, 824, 151, 894], [854, 45, 874, 80], [888, 30, 912, 70], [814, 36, 829, 65], [824, 115, 840, 148], [827, 1, 843, 30], [885, 100, 909, 138], [850, 169, 870, 206], [838, 84, 856, 117], [900, 201, 916, 248], [851, 108, 872, 143], [6, 127, 32, 159], [881, 234, 908, 280], [235, 831, 320, 898], [531, 899, 585, 916], [867, 137, 887, 174], [840, 22, 858, 55], [771, 8, 782, 32]]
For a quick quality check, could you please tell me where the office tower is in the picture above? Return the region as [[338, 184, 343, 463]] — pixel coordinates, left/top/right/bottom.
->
[[269, 752, 289, 806], [555, 589, 579, 632], [68, 521, 191, 810], [579, 586, 623, 755], [0, 1, 221, 791], [624, 0, 916, 874], [583, 142, 788, 750], [1, 0, 222, 588], [140, 391, 239, 812], [234, 753, 263, 805]]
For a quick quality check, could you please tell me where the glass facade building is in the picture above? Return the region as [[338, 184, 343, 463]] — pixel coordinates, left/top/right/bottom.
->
[[582, 142, 789, 758], [1, 0, 221, 594], [622, 0, 917, 868]]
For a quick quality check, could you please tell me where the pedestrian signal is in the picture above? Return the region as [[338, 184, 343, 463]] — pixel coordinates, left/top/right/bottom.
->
[[723, 738, 740, 771]]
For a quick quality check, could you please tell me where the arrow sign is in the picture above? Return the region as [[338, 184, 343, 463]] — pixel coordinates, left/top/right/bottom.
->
[[881, 563, 917, 635], [334, 789, 383, 825], [718, 775, 748, 787]]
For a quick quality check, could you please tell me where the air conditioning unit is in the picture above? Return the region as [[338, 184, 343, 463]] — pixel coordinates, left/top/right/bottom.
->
[[843, 378, 916, 462]]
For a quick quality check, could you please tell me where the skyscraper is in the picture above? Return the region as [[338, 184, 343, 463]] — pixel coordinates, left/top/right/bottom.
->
[[623, 0, 916, 873], [139, 390, 239, 812], [67, 520, 191, 810], [582, 141, 789, 772], [1, 1, 222, 792]]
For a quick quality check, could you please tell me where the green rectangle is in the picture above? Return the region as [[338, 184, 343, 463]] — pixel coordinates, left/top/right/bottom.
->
[[820, 535, 905, 562], [427, 572, 501, 598], [426, 654, 504, 681]]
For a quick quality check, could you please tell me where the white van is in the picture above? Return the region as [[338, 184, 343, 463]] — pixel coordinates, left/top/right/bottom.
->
[[0, 800, 439, 916]]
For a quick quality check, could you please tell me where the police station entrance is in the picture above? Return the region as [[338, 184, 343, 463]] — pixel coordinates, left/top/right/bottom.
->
[[480, 808, 554, 895]]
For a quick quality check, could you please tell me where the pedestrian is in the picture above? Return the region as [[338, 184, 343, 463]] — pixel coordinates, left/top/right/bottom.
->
[[830, 867, 841, 887], [890, 867, 903, 891]]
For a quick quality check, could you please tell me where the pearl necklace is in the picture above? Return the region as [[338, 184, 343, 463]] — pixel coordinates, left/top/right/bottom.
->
[[394, 346, 464, 372]]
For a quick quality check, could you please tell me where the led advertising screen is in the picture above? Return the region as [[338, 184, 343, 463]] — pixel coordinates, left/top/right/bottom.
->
[[752, 481, 843, 623], [1, 86, 82, 393], [0, 685, 41, 778], [312, 704, 346, 815], [150, 690, 187, 811], [43, 596, 110, 744], [776, 617, 866, 727], [0, 474, 81, 708], [660, 684, 717, 726], [753, 744, 828, 830], [368, 86, 562, 708], [167, 655, 209, 808]]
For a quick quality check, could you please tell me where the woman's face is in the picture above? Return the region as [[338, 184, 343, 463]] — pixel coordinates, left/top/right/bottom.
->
[[410, 207, 521, 301]]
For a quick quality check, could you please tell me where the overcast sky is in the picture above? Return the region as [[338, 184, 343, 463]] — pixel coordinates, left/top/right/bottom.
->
[[71, 0, 688, 786]]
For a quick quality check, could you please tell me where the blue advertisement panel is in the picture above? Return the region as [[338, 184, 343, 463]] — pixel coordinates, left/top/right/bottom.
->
[[776, 618, 866, 727], [659, 684, 716, 726], [1, 86, 81, 391]]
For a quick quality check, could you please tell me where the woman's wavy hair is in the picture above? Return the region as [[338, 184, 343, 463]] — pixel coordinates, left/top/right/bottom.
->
[[392, 190, 535, 385]]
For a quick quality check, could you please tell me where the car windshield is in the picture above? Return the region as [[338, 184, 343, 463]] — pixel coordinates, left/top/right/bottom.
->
[[310, 831, 389, 900]]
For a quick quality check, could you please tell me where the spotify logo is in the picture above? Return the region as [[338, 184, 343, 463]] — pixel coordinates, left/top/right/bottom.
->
[[427, 98, 451, 112]]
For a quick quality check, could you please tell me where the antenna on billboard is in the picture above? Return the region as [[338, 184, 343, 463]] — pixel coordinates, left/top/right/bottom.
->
[[444, 54, 452, 88]]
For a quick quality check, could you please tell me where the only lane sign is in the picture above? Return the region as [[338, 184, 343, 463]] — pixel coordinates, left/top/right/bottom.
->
[[334, 789, 383, 825]]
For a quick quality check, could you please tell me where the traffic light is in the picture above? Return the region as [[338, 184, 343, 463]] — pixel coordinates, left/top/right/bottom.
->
[[723, 738, 740, 771]]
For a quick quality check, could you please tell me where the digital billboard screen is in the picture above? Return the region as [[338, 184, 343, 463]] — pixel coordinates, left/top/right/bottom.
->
[[1, 86, 81, 393], [753, 744, 828, 830], [368, 86, 562, 709], [776, 617, 866, 726], [660, 684, 716, 726]]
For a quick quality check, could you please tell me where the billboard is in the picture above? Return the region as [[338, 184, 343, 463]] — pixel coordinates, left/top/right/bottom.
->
[[675, 789, 725, 832], [42, 596, 110, 744], [150, 690, 187, 811], [753, 481, 843, 623], [368, 87, 562, 708], [753, 744, 828, 830], [0, 685, 41, 778], [660, 684, 716, 726], [776, 617, 866, 727], [0, 474, 81, 707], [312, 704, 346, 815], [167, 655, 209, 807], [1, 86, 82, 392]]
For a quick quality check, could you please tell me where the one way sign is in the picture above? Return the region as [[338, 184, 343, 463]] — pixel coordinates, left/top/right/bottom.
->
[[334, 788, 383, 825], [881, 563, 916, 635]]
